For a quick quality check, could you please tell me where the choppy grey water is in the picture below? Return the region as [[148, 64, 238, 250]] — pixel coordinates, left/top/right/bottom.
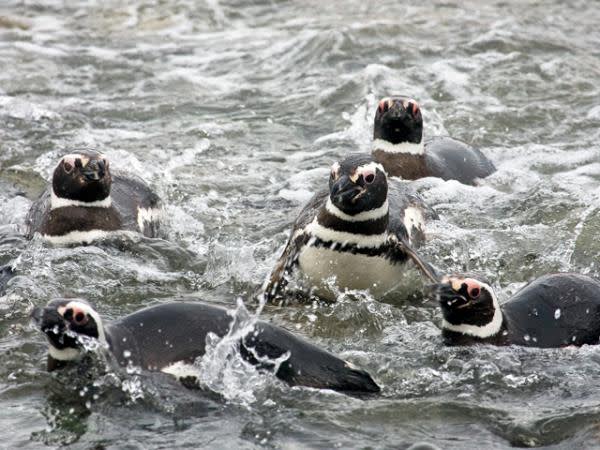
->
[[1, 0, 600, 448]]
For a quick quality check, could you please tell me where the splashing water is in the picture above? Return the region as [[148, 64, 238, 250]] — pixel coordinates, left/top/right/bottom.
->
[[195, 297, 289, 407]]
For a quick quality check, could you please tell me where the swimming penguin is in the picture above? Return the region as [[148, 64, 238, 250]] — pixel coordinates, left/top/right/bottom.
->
[[0, 265, 14, 295], [434, 273, 600, 347], [372, 96, 496, 185], [32, 299, 380, 394], [25, 150, 161, 244], [264, 154, 438, 302]]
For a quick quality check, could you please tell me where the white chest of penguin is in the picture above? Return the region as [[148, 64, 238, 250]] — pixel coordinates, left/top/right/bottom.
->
[[297, 244, 407, 300]]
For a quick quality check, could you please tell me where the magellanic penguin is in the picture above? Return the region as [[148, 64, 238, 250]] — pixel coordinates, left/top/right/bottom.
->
[[434, 273, 600, 347], [25, 150, 161, 244], [372, 96, 496, 185], [264, 154, 439, 303], [31, 299, 380, 394], [0, 265, 14, 296]]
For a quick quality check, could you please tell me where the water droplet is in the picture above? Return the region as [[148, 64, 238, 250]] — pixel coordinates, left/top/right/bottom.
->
[[123, 350, 131, 358], [122, 337, 127, 342], [523, 334, 530, 341], [554, 308, 561, 319]]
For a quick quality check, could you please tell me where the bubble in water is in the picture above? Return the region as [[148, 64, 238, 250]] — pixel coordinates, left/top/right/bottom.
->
[[554, 308, 561, 319], [123, 350, 131, 358], [523, 334, 530, 342]]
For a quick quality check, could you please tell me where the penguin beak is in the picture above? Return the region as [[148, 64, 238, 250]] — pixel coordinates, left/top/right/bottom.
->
[[385, 101, 407, 120], [31, 306, 66, 334], [331, 175, 363, 205], [82, 160, 106, 181], [435, 280, 470, 308]]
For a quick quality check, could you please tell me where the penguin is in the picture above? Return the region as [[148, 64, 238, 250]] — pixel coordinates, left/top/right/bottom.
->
[[0, 265, 14, 296], [372, 96, 496, 185], [264, 154, 438, 302], [25, 149, 161, 244], [434, 273, 600, 347], [31, 298, 380, 394]]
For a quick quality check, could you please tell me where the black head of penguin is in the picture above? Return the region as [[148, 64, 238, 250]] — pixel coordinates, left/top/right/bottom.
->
[[374, 96, 423, 145], [52, 150, 111, 203], [435, 276, 497, 328], [31, 298, 104, 368], [329, 154, 388, 216]]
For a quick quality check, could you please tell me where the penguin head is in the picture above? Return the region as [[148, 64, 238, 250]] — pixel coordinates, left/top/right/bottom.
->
[[328, 154, 388, 216], [374, 96, 423, 145], [32, 298, 106, 367], [435, 275, 503, 338], [52, 150, 112, 204]]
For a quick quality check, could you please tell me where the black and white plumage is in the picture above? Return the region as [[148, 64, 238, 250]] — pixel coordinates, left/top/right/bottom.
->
[[435, 273, 600, 347], [31, 298, 380, 394], [25, 150, 161, 244], [264, 154, 438, 302], [372, 96, 496, 185]]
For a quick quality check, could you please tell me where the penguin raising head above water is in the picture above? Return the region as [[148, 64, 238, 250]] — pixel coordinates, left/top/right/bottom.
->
[[264, 154, 438, 302], [372, 96, 496, 185], [434, 273, 600, 347], [25, 150, 161, 244], [32, 299, 380, 394]]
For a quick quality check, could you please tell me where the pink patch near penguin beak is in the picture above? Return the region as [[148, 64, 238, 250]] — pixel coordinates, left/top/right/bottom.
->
[[463, 278, 481, 299], [72, 306, 88, 325]]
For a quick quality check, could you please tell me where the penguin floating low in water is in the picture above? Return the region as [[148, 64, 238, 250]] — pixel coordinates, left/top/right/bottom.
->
[[372, 96, 495, 185], [25, 150, 161, 244], [264, 154, 438, 302], [434, 273, 600, 347], [0, 265, 14, 296], [32, 299, 380, 394]]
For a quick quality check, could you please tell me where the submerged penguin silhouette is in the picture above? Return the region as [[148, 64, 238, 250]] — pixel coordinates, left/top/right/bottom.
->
[[32, 299, 380, 394]]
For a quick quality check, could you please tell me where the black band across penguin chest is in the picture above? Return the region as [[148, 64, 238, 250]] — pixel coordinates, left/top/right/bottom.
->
[[293, 208, 411, 300], [40, 206, 123, 237]]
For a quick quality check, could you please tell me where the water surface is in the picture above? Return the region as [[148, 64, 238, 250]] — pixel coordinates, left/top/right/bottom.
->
[[1, 1, 600, 448]]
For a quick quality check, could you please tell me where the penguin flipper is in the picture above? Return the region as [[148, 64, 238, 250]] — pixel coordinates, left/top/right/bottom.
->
[[389, 236, 439, 283], [262, 231, 309, 302]]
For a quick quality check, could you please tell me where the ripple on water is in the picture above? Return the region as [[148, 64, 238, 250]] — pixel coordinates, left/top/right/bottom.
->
[[2, 0, 600, 448]]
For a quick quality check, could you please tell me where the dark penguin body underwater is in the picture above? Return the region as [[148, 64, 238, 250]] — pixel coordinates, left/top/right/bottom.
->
[[372, 97, 495, 185], [26, 150, 161, 244], [264, 154, 438, 302], [0, 265, 14, 296], [32, 299, 380, 394], [434, 273, 600, 347]]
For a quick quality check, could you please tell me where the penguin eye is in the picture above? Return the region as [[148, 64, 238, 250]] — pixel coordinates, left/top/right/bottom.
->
[[74, 312, 87, 325], [63, 161, 73, 173], [363, 171, 376, 184], [378, 100, 389, 113], [469, 287, 480, 299]]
